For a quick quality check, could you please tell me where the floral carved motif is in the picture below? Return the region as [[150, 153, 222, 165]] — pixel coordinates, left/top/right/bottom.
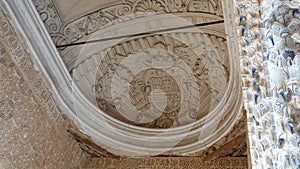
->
[[32, 0, 224, 46], [91, 33, 228, 128]]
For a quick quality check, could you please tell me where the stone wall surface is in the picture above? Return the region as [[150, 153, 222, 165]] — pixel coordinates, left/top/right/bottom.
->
[[0, 8, 86, 169]]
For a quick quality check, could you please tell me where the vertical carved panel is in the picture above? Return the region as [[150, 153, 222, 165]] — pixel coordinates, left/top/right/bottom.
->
[[236, 0, 300, 168]]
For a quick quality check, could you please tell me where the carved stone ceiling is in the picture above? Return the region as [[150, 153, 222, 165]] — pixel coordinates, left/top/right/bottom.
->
[[33, 0, 246, 157], [52, 0, 123, 21]]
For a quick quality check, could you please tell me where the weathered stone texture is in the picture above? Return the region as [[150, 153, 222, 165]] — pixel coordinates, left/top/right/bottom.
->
[[0, 9, 86, 169]]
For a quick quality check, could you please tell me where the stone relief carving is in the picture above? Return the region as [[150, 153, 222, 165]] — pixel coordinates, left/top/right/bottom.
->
[[0, 0, 245, 159], [29, 0, 243, 157], [90, 33, 227, 128], [83, 157, 247, 169], [32, 0, 224, 46], [237, 0, 300, 168]]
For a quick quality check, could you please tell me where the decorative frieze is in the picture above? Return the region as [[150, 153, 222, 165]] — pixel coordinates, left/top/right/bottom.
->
[[32, 0, 224, 46], [82, 157, 248, 169]]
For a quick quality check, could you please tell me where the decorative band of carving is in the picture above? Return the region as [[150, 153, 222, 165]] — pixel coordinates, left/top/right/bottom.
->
[[82, 157, 248, 168], [32, 0, 224, 46]]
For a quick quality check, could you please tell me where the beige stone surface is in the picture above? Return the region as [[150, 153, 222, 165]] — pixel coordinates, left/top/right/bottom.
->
[[0, 9, 86, 169]]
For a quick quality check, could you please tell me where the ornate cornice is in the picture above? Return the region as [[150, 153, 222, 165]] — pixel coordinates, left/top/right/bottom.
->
[[33, 0, 224, 46]]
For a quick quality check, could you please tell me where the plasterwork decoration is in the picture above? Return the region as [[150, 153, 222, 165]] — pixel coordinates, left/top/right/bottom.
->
[[0, 0, 246, 164], [0, 4, 63, 129], [236, 0, 300, 168], [67, 15, 242, 154], [0, 3, 245, 165], [0, 7, 85, 169], [32, 0, 223, 46], [31, 0, 243, 157], [81, 157, 248, 169], [71, 111, 247, 158], [200, 112, 247, 159], [89, 33, 228, 129]]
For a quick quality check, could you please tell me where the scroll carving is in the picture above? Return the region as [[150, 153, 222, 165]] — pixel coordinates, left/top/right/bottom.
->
[[33, 0, 224, 46], [90, 33, 228, 128]]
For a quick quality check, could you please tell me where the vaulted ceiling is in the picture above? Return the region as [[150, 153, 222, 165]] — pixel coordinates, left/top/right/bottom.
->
[[33, 0, 246, 158]]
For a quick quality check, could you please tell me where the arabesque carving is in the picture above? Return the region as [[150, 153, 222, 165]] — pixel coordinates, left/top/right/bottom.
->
[[32, 0, 224, 46], [14, 0, 243, 157], [79, 33, 228, 129]]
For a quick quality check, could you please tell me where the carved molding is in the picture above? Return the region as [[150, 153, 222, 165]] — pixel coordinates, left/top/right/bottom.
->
[[32, 0, 224, 46], [0, 3, 85, 168], [81, 157, 248, 169]]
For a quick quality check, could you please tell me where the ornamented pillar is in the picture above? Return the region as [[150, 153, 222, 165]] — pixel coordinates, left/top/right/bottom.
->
[[236, 0, 300, 168]]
